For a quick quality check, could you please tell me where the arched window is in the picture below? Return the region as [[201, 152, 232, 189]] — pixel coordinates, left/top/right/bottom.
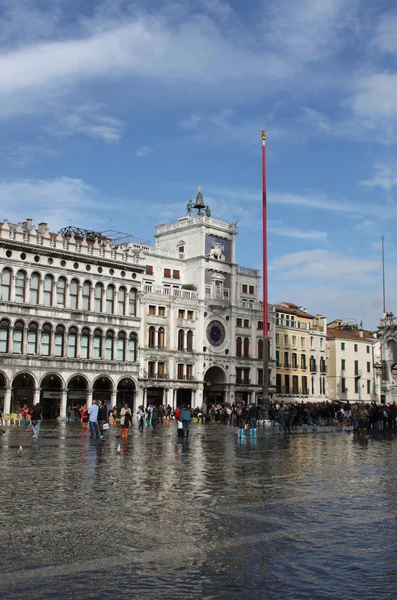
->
[[0, 319, 10, 353], [82, 281, 91, 311], [158, 327, 165, 349], [13, 320, 24, 353], [148, 326, 156, 348], [117, 331, 126, 361], [43, 275, 54, 306], [128, 333, 137, 361], [106, 285, 115, 314], [15, 271, 26, 303], [1, 268, 11, 301], [93, 329, 102, 359], [178, 329, 185, 351], [68, 326, 78, 358], [118, 287, 126, 316], [187, 330, 193, 352], [56, 277, 66, 307], [129, 288, 137, 316], [54, 325, 65, 357], [258, 338, 263, 360], [81, 327, 90, 359], [94, 283, 103, 312], [69, 279, 79, 310], [105, 330, 114, 360], [30, 273, 40, 304], [41, 323, 52, 356], [27, 322, 38, 354], [236, 337, 242, 357], [243, 338, 249, 358]]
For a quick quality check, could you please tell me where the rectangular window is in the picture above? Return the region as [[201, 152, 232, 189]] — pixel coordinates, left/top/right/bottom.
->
[[146, 265, 153, 275], [81, 336, 89, 359], [82, 282, 91, 311], [68, 337, 76, 359], [354, 378, 359, 394], [284, 374, 290, 394], [148, 361, 155, 377], [187, 310, 194, 320], [301, 337, 305, 349], [178, 309, 185, 319], [276, 374, 282, 393], [41, 332, 50, 356], [13, 330, 23, 353], [292, 335, 297, 347], [164, 268, 171, 278], [249, 285, 255, 295], [292, 375, 299, 394], [27, 332, 36, 354], [242, 284, 248, 293], [341, 378, 346, 393], [117, 338, 125, 361], [237, 318, 242, 327], [301, 354, 306, 369], [206, 287, 211, 295], [354, 360, 359, 376], [186, 364, 193, 380], [276, 350, 280, 367], [93, 336, 101, 360], [177, 364, 184, 379], [284, 352, 289, 367], [367, 380, 371, 394], [173, 270, 180, 279], [302, 376, 308, 395], [257, 321, 263, 330], [54, 334, 63, 357], [341, 342, 345, 350], [105, 337, 113, 360], [284, 334, 289, 346], [292, 353, 297, 368], [367, 346, 370, 354], [223, 289, 229, 298], [158, 362, 165, 377], [341, 359, 346, 371], [276, 333, 280, 346], [354, 344, 358, 352], [258, 369, 263, 385], [148, 305, 156, 315], [244, 319, 249, 328], [158, 306, 165, 317]]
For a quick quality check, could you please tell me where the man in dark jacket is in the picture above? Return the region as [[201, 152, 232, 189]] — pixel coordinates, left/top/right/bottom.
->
[[30, 403, 41, 438]]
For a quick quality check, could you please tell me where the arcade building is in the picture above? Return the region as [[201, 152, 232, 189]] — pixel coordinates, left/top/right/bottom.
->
[[0, 190, 276, 419]]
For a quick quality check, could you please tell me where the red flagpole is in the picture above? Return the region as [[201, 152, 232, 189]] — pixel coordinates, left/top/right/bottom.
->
[[262, 130, 268, 339]]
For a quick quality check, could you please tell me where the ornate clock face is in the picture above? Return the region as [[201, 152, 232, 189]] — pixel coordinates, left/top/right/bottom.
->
[[206, 320, 225, 347]]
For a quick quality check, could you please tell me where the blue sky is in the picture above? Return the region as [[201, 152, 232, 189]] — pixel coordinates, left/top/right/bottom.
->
[[1, 0, 397, 328]]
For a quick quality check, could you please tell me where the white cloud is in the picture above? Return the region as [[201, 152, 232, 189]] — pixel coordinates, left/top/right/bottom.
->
[[179, 113, 204, 130], [135, 145, 152, 158], [374, 12, 397, 54], [268, 226, 327, 241], [360, 162, 397, 191], [49, 103, 123, 143], [0, 177, 108, 231]]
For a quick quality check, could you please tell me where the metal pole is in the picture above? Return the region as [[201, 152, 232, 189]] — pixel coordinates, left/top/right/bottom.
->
[[261, 130, 270, 416], [382, 235, 386, 315]]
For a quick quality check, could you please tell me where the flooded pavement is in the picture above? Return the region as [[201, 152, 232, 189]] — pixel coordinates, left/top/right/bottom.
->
[[1, 422, 397, 599]]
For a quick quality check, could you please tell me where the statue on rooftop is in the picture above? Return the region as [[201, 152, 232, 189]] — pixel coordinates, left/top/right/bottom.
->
[[205, 206, 211, 217], [186, 199, 194, 216]]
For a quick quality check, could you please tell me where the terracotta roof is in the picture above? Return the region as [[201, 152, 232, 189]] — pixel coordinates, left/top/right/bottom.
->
[[275, 303, 315, 320], [327, 328, 375, 341]]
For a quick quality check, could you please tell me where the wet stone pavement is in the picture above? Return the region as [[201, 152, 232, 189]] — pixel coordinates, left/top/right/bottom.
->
[[1, 422, 397, 599]]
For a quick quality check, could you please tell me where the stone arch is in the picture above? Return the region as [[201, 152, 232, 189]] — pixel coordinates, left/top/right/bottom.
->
[[203, 365, 227, 406], [40, 373, 64, 420], [116, 377, 136, 412], [67, 374, 89, 411], [93, 376, 113, 405], [11, 371, 36, 413]]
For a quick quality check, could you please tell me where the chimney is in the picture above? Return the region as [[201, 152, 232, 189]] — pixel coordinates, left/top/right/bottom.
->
[[38, 222, 48, 234], [26, 218, 33, 229]]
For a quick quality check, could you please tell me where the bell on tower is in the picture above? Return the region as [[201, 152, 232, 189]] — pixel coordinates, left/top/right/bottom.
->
[[193, 186, 205, 213]]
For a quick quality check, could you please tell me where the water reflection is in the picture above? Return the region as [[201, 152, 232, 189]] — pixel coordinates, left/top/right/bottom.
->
[[1, 423, 397, 599]]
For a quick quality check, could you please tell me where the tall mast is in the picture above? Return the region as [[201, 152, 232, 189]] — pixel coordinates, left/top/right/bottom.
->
[[382, 235, 386, 314], [261, 130, 269, 412]]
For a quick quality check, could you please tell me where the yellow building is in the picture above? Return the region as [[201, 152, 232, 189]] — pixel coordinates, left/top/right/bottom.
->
[[275, 302, 327, 403]]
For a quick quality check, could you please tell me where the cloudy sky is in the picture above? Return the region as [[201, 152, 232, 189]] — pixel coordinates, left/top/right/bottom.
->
[[1, 0, 397, 328]]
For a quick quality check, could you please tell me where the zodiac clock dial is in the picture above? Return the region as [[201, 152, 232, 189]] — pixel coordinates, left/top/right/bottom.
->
[[206, 320, 226, 347]]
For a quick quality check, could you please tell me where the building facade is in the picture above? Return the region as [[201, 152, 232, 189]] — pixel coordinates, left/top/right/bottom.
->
[[326, 320, 378, 403], [0, 192, 276, 418], [376, 313, 397, 404], [274, 302, 327, 403]]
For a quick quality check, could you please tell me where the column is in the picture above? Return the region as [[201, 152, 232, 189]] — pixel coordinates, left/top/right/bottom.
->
[[111, 390, 117, 409], [88, 334, 93, 359], [36, 327, 42, 356], [87, 389, 93, 408], [76, 333, 81, 359], [143, 387, 147, 407], [191, 389, 196, 408], [60, 390, 67, 419], [34, 387, 40, 405], [3, 388, 11, 414], [78, 284, 83, 311]]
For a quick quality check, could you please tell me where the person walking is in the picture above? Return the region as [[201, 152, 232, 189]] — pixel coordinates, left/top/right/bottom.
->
[[21, 404, 30, 429], [151, 404, 159, 433], [181, 405, 192, 438], [174, 406, 184, 438], [88, 400, 103, 440], [120, 403, 132, 438], [30, 403, 41, 439], [98, 401, 108, 439], [137, 405, 145, 432]]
